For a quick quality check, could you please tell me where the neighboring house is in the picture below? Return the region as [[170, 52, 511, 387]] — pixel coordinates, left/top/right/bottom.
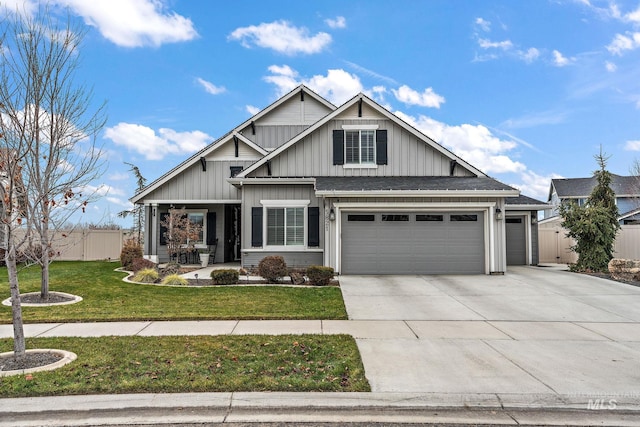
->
[[131, 86, 547, 274], [545, 175, 640, 224]]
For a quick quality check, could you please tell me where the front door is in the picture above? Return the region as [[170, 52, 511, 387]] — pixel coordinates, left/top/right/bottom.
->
[[224, 204, 241, 262]]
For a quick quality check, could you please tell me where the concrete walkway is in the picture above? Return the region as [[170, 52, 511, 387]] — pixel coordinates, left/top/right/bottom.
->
[[1, 265, 640, 425]]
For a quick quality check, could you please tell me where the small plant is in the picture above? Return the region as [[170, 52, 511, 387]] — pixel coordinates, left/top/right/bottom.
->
[[131, 257, 156, 272], [258, 255, 289, 283], [211, 269, 239, 285], [306, 265, 334, 286], [160, 261, 180, 277], [133, 268, 159, 283], [161, 274, 188, 286], [120, 239, 143, 270]]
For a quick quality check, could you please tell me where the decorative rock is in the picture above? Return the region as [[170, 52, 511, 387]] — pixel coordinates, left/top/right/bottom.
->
[[608, 258, 640, 282]]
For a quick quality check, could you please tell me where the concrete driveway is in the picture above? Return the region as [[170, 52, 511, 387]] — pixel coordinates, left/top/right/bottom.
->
[[338, 265, 640, 401]]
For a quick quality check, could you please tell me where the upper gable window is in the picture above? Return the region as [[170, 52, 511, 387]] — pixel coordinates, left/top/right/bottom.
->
[[345, 130, 375, 165]]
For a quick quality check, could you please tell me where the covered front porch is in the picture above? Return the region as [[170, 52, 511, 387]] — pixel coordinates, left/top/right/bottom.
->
[[143, 202, 241, 264]]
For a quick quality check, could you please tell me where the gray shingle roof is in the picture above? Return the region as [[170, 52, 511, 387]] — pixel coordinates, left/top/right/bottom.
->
[[505, 195, 548, 206], [551, 174, 640, 198], [315, 176, 517, 192]]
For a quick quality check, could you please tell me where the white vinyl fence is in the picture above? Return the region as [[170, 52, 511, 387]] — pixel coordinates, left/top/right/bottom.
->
[[539, 224, 640, 264]]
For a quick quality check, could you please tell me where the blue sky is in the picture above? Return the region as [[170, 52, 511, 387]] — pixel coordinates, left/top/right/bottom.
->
[[6, 0, 640, 226]]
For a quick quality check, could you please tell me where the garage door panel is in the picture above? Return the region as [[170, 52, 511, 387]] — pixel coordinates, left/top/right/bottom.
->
[[342, 211, 484, 275]]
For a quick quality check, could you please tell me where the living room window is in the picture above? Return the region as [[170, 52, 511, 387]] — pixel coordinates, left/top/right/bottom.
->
[[186, 211, 205, 244], [345, 130, 375, 165], [266, 207, 304, 246]]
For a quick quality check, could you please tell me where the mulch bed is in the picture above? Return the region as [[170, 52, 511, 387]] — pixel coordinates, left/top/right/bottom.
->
[[0, 352, 63, 371], [581, 272, 640, 288], [19, 292, 76, 304]]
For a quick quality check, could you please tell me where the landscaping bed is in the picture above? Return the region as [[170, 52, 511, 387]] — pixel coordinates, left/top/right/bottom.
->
[[0, 335, 370, 397]]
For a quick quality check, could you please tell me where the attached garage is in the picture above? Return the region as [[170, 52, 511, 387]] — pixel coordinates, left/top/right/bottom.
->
[[505, 217, 527, 265], [341, 211, 485, 275]]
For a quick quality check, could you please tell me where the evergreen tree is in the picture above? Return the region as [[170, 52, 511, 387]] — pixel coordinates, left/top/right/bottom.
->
[[560, 151, 620, 272]]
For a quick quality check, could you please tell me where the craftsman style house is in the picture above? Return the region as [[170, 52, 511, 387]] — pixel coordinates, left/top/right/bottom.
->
[[131, 86, 546, 274]]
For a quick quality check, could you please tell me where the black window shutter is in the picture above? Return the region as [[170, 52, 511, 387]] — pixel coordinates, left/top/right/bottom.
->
[[332, 130, 344, 165], [251, 207, 263, 247], [376, 130, 388, 165], [206, 212, 217, 245], [159, 213, 169, 245], [308, 207, 320, 247]]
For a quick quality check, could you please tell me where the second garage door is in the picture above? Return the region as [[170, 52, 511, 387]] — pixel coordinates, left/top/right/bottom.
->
[[341, 211, 485, 275]]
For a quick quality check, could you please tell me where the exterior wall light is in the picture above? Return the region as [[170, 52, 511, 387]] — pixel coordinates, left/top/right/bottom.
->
[[495, 208, 503, 220], [329, 208, 336, 221]]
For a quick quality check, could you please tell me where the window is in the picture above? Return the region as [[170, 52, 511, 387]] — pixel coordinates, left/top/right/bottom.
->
[[187, 212, 205, 244], [506, 218, 522, 224], [348, 214, 375, 221], [450, 214, 478, 222], [416, 214, 443, 222], [267, 207, 304, 246], [345, 130, 375, 164], [382, 214, 409, 222], [230, 166, 243, 177]]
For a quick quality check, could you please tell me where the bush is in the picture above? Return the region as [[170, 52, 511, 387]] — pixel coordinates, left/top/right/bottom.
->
[[160, 261, 180, 277], [120, 240, 143, 270], [131, 257, 156, 272], [133, 268, 159, 283], [257, 255, 288, 283], [211, 269, 239, 285], [306, 265, 334, 286], [161, 274, 188, 286]]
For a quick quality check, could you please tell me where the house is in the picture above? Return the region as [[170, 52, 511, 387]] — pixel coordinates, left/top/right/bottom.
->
[[545, 175, 640, 224], [131, 86, 547, 274]]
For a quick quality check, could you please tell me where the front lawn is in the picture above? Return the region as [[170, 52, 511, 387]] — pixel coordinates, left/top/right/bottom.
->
[[0, 261, 347, 323], [0, 335, 370, 397]]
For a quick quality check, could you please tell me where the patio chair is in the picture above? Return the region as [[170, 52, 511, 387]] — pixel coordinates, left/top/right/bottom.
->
[[208, 238, 218, 264]]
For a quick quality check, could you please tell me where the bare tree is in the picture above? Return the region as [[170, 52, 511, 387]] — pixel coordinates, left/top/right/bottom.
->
[[118, 163, 146, 244], [160, 207, 202, 263], [0, 7, 107, 300]]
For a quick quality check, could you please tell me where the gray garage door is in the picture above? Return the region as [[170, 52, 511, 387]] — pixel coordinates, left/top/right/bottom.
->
[[506, 217, 526, 265], [341, 211, 485, 275]]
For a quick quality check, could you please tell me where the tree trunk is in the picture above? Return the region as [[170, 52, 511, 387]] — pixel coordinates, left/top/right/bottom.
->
[[7, 243, 26, 358], [40, 238, 50, 300]]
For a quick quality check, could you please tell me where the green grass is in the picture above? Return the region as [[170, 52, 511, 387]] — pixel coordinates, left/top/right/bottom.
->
[[0, 261, 347, 323], [0, 335, 370, 397]]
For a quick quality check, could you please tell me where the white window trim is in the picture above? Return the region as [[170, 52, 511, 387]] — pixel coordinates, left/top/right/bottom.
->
[[260, 200, 310, 250], [343, 129, 377, 166], [342, 124, 379, 130], [184, 209, 207, 247]]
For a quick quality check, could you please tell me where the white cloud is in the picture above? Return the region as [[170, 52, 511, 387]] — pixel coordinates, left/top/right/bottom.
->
[[607, 32, 640, 55], [1, 0, 38, 15], [392, 85, 445, 109], [264, 65, 362, 105], [513, 170, 563, 201], [475, 17, 491, 32], [519, 47, 540, 63], [58, 0, 198, 47], [246, 105, 260, 115], [104, 123, 211, 161], [105, 196, 131, 208], [394, 111, 525, 174], [605, 61, 617, 72], [478, 38, 513, 50], [196, 77, 226, 95], [624, 140, 640, 151], [325, 16, 346, 29], [552, 49, 574, 67], [228, 20, 331, 55]]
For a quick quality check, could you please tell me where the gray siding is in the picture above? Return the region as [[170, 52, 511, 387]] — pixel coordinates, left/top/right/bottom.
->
[[248, 120, 476, 178], [144, 160, 253, 201], [242, 251, 323, 269], [241, 125, 307, 150], [531, 211, 539, 265]]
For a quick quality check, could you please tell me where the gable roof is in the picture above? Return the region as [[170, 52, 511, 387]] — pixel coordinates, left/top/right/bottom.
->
[[505, 194, 548, 211], [130, 85, 331, 204], [549, 174, 639, 201], [237, 92, 487, 179], [315, 176, 517, 196]]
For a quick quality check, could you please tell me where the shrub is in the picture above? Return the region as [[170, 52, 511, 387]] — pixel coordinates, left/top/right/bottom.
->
[[160, 261, 180, 277], [133, 268, 159, 283], [120, 239, 143, 270], [211, 269, 239, 285], [131, 257, 156, 272], [257, 255, 288, 283], [306, 265, 334, 286], [161, 274, 188, 286]]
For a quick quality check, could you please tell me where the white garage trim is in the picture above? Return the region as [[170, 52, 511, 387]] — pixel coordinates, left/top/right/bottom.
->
[[331, 202, 499, 275]]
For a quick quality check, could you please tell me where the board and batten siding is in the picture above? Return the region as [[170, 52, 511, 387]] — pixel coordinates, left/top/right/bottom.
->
[[240, 184, 323, 268], [240, 125, 308, 150], [247, 120, 476, 178], [144, 160, 253, 201]]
